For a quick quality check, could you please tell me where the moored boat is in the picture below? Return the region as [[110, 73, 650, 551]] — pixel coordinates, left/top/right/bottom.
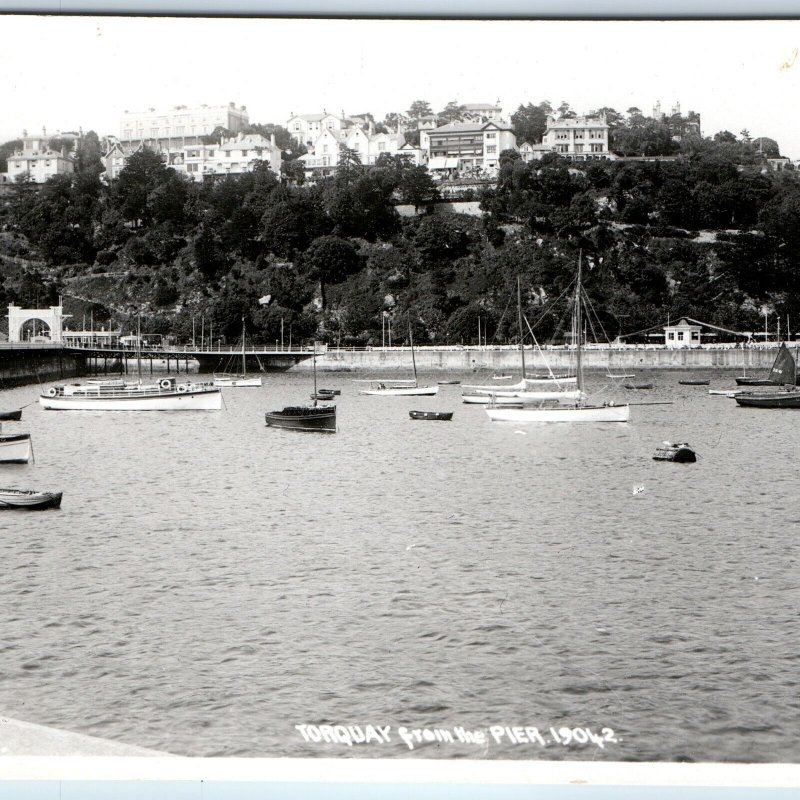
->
[[266, 343, 337, 432], [409, 410, 453, 421], [679, 380, 710, 386], [653, 442, 697, 463], [213, 319, 264, 387], [624, 382, 653, 390], [265, 405, 337, 431], [0, 431, 32, 463], [0, 488, 62, 510], [0, 409, 23, 421], [734, 344, 799, 408], [734, 389, 800, 409], [39, 377, 222, 411], [486, 257, 630, 424]]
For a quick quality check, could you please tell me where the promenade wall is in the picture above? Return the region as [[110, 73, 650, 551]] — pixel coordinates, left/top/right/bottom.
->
[[305, 345, 784, 372], [0, 345, 86, 389]]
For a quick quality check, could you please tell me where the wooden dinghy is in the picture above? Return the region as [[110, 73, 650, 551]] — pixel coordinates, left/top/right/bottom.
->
[[679, 380, 710, 386], [0, 488, 62, 510], [624, 382, 654, 390], [0, 409, 23, 421], [409, 410, 453, 421]]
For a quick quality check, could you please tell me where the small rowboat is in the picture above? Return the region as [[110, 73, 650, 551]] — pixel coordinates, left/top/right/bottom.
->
[[310, 390, 336, 400], [0, 488, 62, 510], [318, 388, 341, 395], [409, 410, 453, 421], [653, 442, 697, 463], [437, 380, 461, 385], [624, 382, 654, 390], [0, 432, 32, 463], [0, 410, 22, 421], [679, 380, 710, 386]]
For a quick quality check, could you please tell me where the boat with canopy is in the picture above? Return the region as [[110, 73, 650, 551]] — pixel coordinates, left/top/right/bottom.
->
[[734, 344, 800, 408]]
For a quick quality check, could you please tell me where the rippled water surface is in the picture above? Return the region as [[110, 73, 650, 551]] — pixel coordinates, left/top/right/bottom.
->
[[0, 370, 798, 762]]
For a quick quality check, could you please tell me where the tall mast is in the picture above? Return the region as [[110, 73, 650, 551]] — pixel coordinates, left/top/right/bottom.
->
[[409, 318, 418, 386], [575, 253, 583, 393], [241, 317, 246, 376], [517, 276, 526, 379], [312, 340, 318, 406], [136, 314, 142, 384]]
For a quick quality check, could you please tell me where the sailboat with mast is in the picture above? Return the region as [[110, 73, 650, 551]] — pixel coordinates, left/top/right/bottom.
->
[[265, 343, 336, 431], [213, 319, 263, 387], [462, 276, 583, 404], [40, 316, 222, 411], [734, 343, 800, 407], [486, 255, 630, 423], [356, 320, 438, 396]]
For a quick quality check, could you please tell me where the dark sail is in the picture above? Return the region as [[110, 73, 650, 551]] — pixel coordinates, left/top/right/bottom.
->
[[767, 344, 797, 385]]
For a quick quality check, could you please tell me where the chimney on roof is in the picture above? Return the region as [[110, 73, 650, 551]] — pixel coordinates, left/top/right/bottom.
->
[[270, 133, 276, 147], [368, 120, 374, 135]]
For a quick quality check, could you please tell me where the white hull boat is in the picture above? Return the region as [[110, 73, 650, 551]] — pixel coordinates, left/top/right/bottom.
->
[[359, 383, 439, 396], [463, 376, 577, 392], [0, 433, 32, 463], [708, 389, 740, 397], [463, 389, 585, 404], [213, 375, 263, 388], [487, 403, 630, 423], [486, 259, 629, 425], [40, 378, 222, 411]]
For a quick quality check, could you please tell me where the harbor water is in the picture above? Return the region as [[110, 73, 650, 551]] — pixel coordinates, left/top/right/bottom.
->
[[0, 370, 797, 762]]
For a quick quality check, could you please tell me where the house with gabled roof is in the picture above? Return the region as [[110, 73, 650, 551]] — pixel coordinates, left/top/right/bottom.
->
[[175, 132, 281, 180], [287, 111, 352, 148]]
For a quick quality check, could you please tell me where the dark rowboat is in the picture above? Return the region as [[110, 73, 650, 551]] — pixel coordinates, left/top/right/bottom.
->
[[734, 390, 800, 409], [265, 405, 336, 432], [437, 381, 461, 385], [318, 388, 341, 395], [0, 410, 22, 421], [736, 377, 780, 386], [409, 410, 453, 421], [679, 380, 710, 386], [653, 442, 697, 463], [310, 390, 336, 400], [0, 488, 62, 510], [624, 382, 653, 390]]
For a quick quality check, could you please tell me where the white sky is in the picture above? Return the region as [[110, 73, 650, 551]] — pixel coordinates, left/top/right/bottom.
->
[[2, 17, 799, 157]]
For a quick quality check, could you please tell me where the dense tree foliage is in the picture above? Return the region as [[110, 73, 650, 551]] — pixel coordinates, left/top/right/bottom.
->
[[2, 129, 799, 347]]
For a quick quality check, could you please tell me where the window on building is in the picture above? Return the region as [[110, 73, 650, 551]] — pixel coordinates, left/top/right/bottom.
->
[[177, 126, 184, 135], [323, 145, 328, 153], [486, 145, 496, 154], [294, 124, 300, 131], [124, 129, 132, 139], [208, 150, 215, 157], [574, 145, 583, 153], [378, 142, 385, 151], [486, 132, 496, 139], [677, 331, 685, 341], [150, 128, 159, 137], [241, 150, 248, 157]]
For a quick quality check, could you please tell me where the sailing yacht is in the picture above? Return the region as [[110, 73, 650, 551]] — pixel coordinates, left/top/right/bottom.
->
[[265, 343, 336, 431], [464, 276, 584, 405], [486, 257, 630, 423], [734, 344, 800, 408], [213, 320, 263, 387], [357, 321, 438, 396]]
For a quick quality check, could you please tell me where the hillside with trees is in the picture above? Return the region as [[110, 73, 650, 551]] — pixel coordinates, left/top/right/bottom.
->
[[1, 118, 798, 347]]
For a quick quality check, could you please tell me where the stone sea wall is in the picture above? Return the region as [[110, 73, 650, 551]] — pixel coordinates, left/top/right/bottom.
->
[[304, 346, 784, 373]]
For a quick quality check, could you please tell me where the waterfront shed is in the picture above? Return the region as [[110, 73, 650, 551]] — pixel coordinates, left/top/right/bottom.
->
[[664, 318, 702, 348]]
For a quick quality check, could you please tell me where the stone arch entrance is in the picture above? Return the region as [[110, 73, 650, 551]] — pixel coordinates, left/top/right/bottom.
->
[[7, 304, 69, 343]]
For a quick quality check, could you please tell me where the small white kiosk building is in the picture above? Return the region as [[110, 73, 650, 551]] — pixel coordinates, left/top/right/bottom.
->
[[664, 318, 702, 349]]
